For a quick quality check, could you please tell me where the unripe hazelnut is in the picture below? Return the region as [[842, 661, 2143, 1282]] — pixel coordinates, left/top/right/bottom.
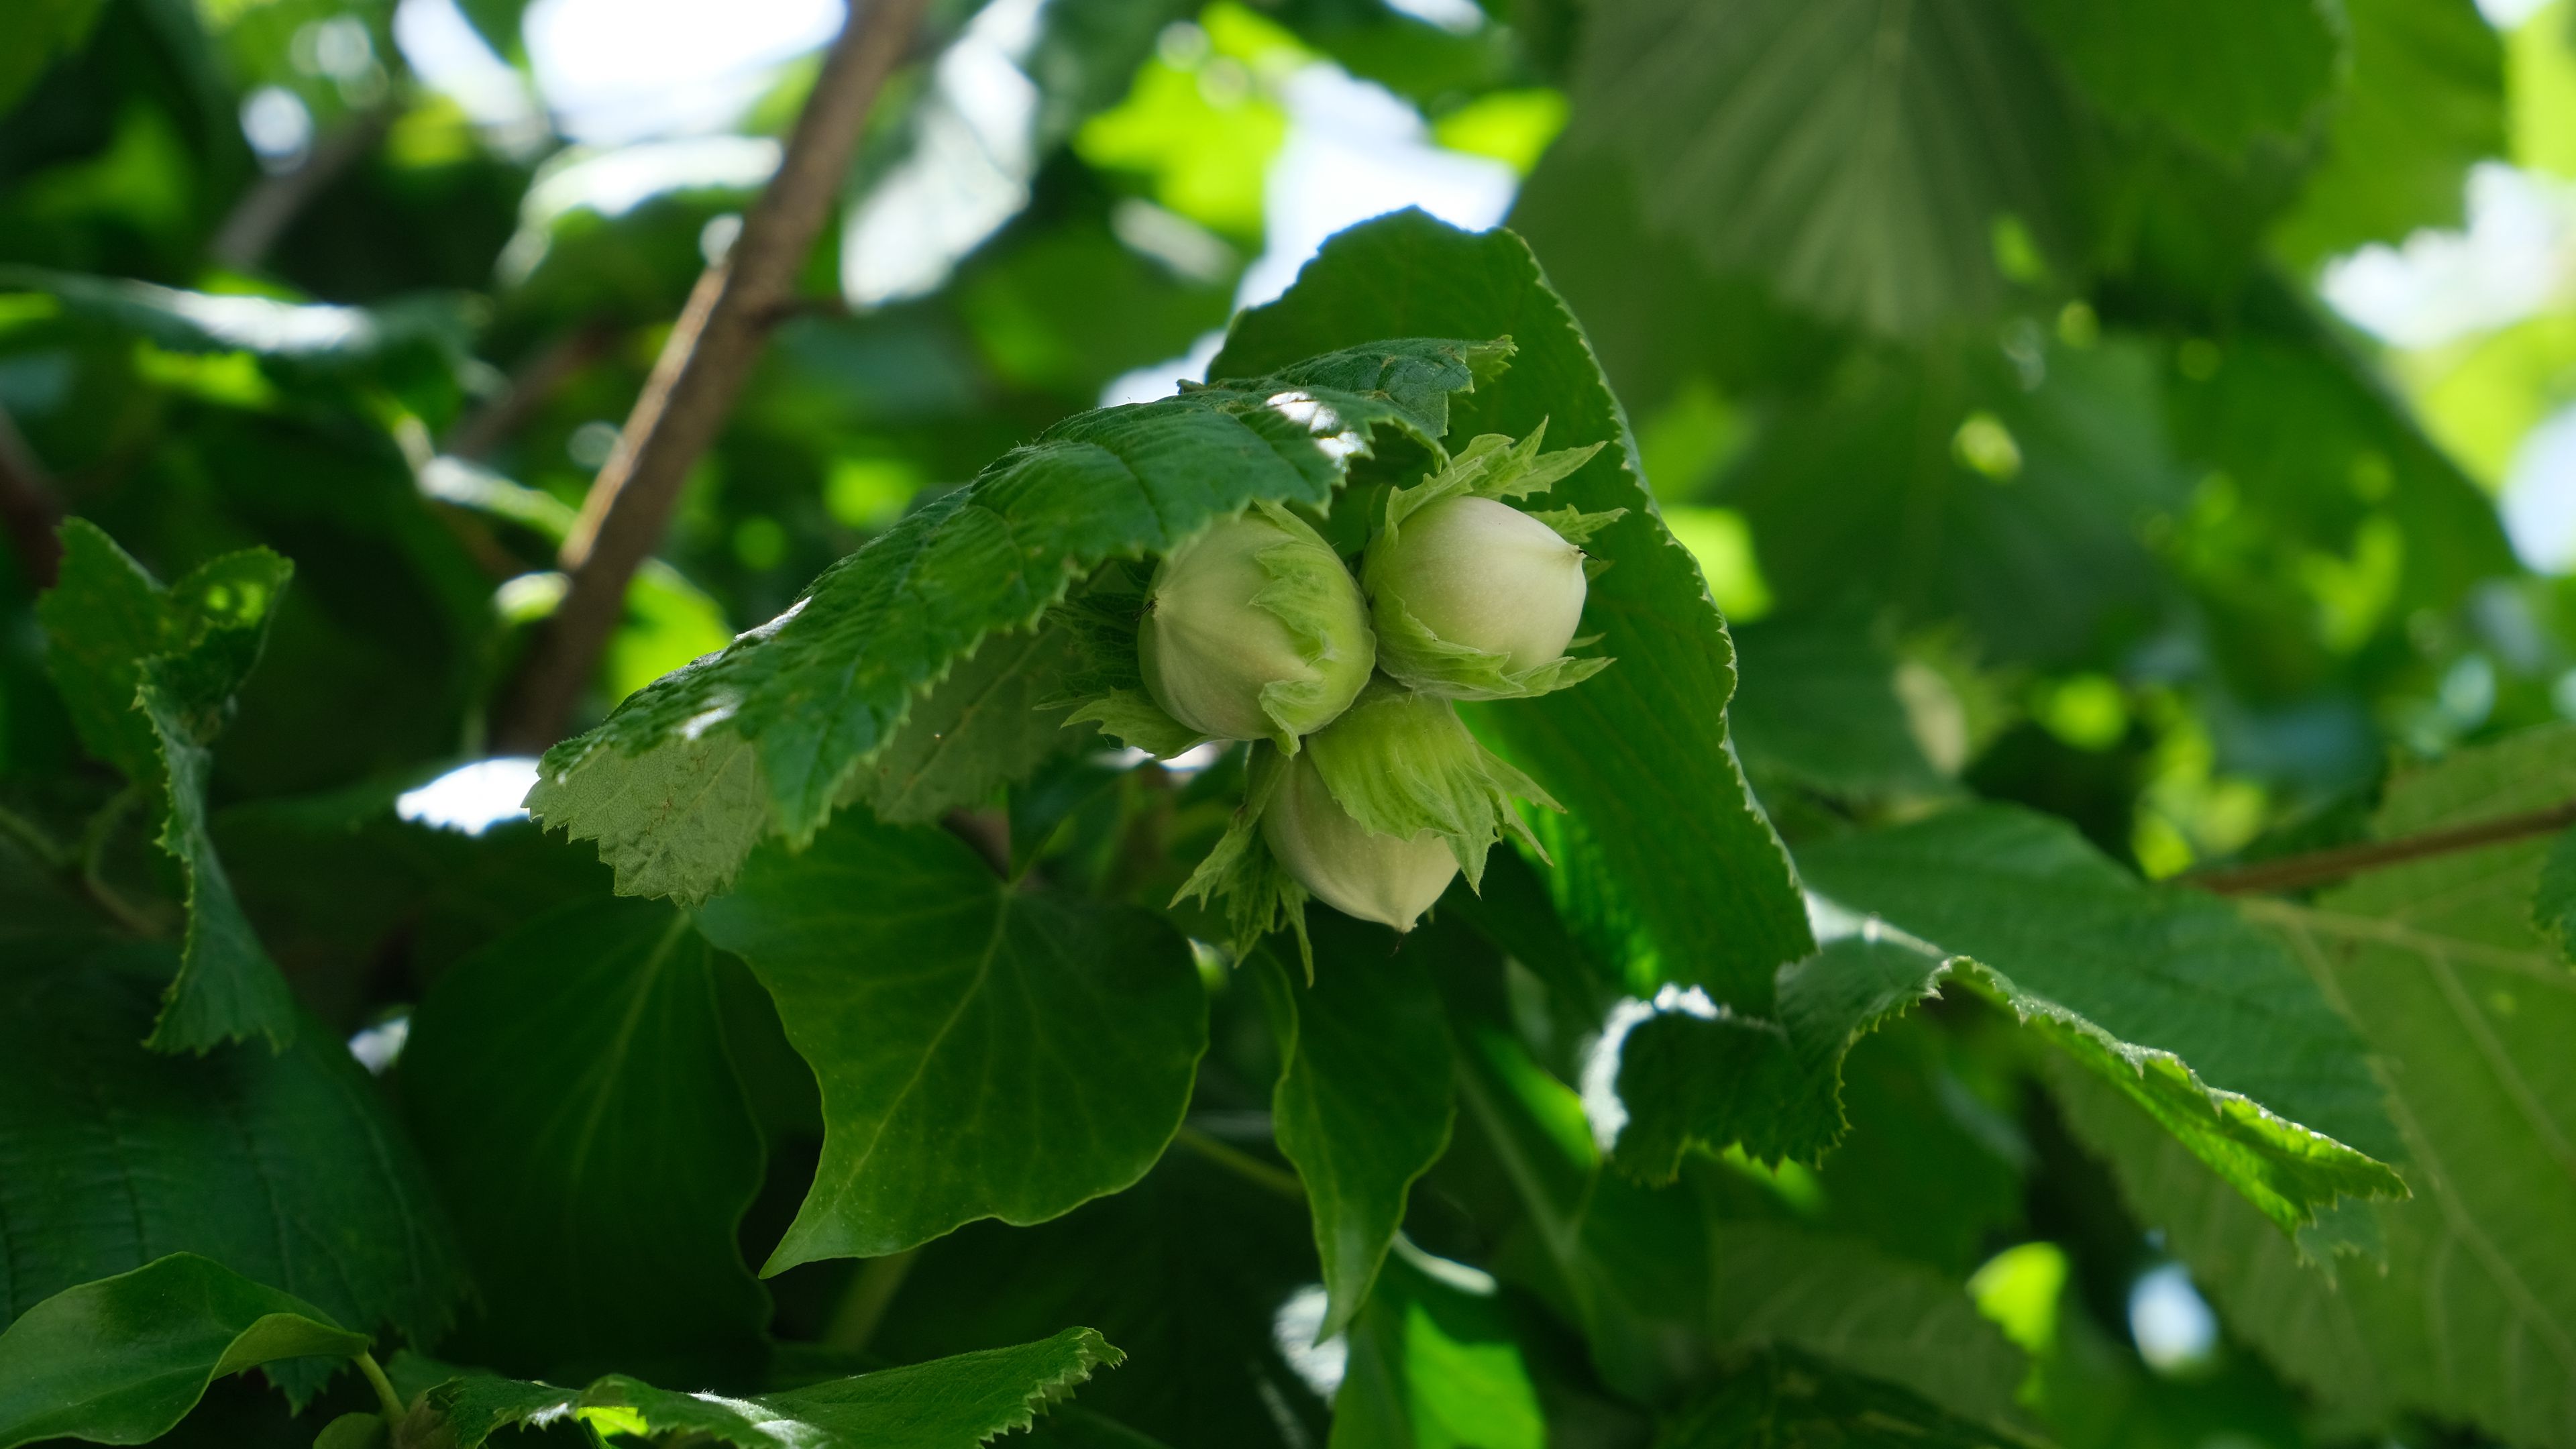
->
[[1368, 495, 1587, 686], [1260, 747, 1458, 932], [1140, 506, 1374, 750]]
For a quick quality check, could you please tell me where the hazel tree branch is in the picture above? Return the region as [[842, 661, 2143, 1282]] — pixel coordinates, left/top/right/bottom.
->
[[492, 0, 932, 753], [2188, 799, 2576, 896]]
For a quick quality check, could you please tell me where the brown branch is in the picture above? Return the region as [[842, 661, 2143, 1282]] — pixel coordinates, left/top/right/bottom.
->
[[0, 404, 64, 590], [210, 104, 397, 271], [443, 321, 619, 462], [490, 0, 932, 753], [2187, 799, 2576, 896]]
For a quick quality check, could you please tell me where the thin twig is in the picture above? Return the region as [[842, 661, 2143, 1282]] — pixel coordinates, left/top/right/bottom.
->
[[80, 784, 162, 937], [490, 0, 934, 752], [209, 104, 398, 271], [1173, 1124, 1307, 1202], [0, 800, 67, 868], [0, 404, 63, 590], [2188, 799, 2576, 896], [442, 321, 619, 462], [356, 1350, 407, 1424]]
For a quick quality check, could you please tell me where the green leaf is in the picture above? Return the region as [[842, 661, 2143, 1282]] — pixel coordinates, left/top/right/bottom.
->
[[1726, 614, 1946, 799], [1212, 211, 1815, 1009], [870, 1149, 1330, 1448], [1707, 1220, 2028, 1432], [0, 268, 474, 376], [2012, 0, 2345, 156], [1796, 802, 2397, 1160], [398, 898, 768, 1377], [695, 811, 1208, 1270], [1609, 936, 1949, 1179], [1330, 1243, 1545, 1449], [531, 337, 1505, 904], [2273, 0, 2504, 261], [1719, 338, 2188, 666], [0, 1253, 369, 1449], [0, 0, 109, 119], [849, 625, 1087, 825], [1552, 0, 2086, 335], [1655, 1346, 2033, 1449], [2065, 723, 2576, 1444], [2536, 823, 2576, 959], [1253, 916, 1456, 1342], [398, 1327, 1123, 1448], [38, 520, 299, 1053], [0, 941, 467, 1397]]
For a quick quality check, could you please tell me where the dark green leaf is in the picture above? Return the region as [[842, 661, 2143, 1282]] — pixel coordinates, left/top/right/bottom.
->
[[531, 337, 1505, 904], [1212, 209, 1815, 1008], [1330, 1243, 1546, 1449], [871, 1150, 1329, 1449], [2012, 0, 2343, 156], [398, 1328, 1123, 1449], [2536, 822, 2576, 959], [0, 268, 474, 376], [38, 519, 298, 1052], [2273, 0, 2504, 261], [0, 1253, 368, 1449], [398, 897, 769, 1378], [1655, 1346, 2030, 1449], [1727, 614, 1945, 800], [2070, 723, 2576, 1444], [0, 0, 111, 119], [0, 941, 466, 1395], [695, 810, 1208, 1270], [1253, 916, 1456, 1342], [1556, 0, 2086, 335], [1719, 338, 2188, 665]]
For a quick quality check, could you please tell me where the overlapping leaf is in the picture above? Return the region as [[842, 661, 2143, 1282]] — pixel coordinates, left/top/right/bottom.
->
[[397, 1328, 1123, 1449], [1252, 915, 1456, 1343], [1212, 210, 1814, 1009], [2272, 0, 2504, 261], [0, 1253, 370, 1449], [2012, 0, 2345, 156], [2063, 724, 2576, 1444], [0, 941, 465, 1400], [695, 810, 1206, 1271], [1331, 1244, 1546, 1449], [531, 337, 1506, 904], [399, 898, 769, 1377], [38, 520, 297, 1051]]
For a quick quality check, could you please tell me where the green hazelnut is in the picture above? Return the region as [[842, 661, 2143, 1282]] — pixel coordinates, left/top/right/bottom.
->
[[1260, 747, 1460, 932], [1366, 494, 1588, 690], [1140, 505, 1375, 751]]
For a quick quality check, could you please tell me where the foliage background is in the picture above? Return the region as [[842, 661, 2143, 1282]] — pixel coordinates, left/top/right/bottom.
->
[[11, 0, 2576, 1445]]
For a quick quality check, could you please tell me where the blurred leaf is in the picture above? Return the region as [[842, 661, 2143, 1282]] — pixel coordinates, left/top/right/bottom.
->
[[1254, 917, 1456, 1342], [1707, 1220, 2029, 1431], [39, 519, 299, 1052], [2273, 0, 2504, 262], [2012, 0, 2345, 156], [2537, 822, 2576, 958], [873, 1150, 1330, 1449], [1727, 612, 1944, 799], [0, 940, 465, 1401], [1330, 1244, 1545, 1449], [531, 336, 1503, 904], [2068, 722, 2576, 1445], [1556, 0, 2085, 335], [1654, 1345, 2029, 1449], [606, 562, 733, 706], [1214, 210, 1816, 1009], [694, 810, 1206, 1271], [1720, 337, 2188, 666], [1076, 3, 1303, 238], [0, 1252, 368, 1449], [398, 1328, 1124, 1449], [0, 0, 113, 123], [1797, 804, 2399, 1161], [398, 897, 768, 1380], [0, 266, 473, 376]]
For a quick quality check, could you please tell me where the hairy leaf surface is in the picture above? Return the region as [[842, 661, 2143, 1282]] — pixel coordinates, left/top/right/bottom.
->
[[531, 338, 1503, 904]]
